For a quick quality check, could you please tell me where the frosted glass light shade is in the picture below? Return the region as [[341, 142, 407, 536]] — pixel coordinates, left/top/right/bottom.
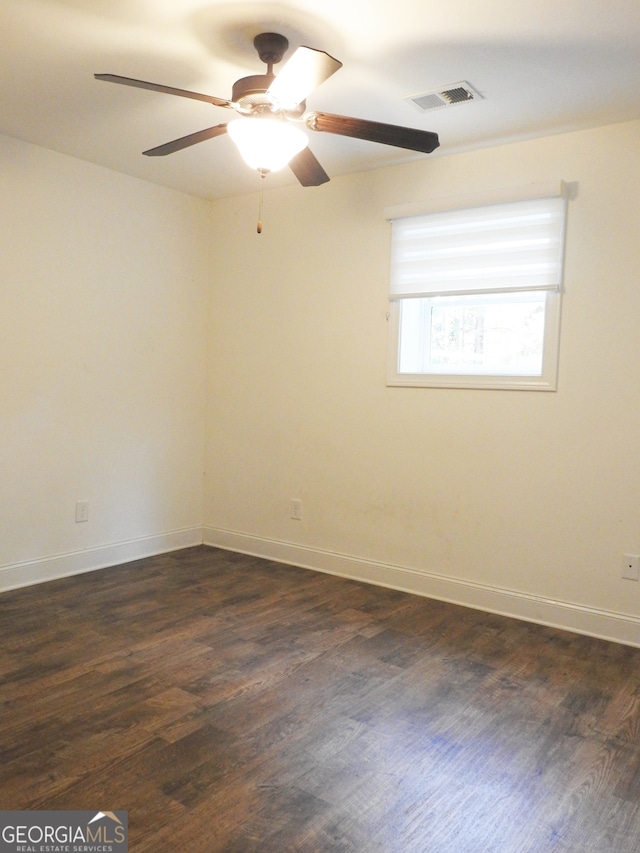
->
[[227, 118, 308, 172]]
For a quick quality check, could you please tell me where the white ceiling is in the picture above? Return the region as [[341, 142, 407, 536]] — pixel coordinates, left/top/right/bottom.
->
[[3, 0, 640, 199]]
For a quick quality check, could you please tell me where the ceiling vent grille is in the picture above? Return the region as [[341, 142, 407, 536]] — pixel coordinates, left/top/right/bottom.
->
[[405, 82, 483, 112]]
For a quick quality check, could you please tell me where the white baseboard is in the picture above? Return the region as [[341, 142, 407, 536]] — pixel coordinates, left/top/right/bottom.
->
[[203, 526, 640, 648], [4, 526, 638, 648], [0, 527, 203, 593]]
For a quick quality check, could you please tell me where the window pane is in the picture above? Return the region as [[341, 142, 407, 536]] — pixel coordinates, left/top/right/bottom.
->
[[398, 292, 546, 376]]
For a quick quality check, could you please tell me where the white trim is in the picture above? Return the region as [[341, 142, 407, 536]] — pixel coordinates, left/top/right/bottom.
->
[[0, 527, 203, 593], [203, 527, 640, 649], [384, 180, 569, 221]]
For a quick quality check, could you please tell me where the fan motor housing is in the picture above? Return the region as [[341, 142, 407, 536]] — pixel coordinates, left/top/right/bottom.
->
[[232, 74, 273, 109], [231, 74, 306, 117]]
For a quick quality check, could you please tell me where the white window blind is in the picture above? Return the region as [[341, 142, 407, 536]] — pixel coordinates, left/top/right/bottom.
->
[[389, 195, 567, 299]]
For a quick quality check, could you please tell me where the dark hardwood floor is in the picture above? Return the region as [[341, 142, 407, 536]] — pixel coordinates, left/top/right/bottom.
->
[[1, 546, 640, 852]]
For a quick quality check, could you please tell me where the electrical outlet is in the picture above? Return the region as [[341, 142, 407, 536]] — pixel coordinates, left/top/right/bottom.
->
[[290, 499, 302, 521], [622, 554, 639, 581], [75, 500, 89, 523]]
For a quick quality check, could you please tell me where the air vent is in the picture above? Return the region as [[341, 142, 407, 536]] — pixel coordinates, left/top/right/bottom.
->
[[405, 82, 483, 112]]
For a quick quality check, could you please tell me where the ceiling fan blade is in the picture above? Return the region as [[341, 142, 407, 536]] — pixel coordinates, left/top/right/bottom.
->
[[267, 47, 342, 108], [95, 74, 231, 108], [143, 124, 228, 156], [288, 147, 330, 186], [306, 111, 439, 154]]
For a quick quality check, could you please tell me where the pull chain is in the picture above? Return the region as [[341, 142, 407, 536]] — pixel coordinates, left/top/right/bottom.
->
[[257, 169, 267, 234]]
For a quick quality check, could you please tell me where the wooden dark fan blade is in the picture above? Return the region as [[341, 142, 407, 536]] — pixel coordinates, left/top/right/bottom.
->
[[288, 146, 330, 186], [267, 47, 342, 107], [143, 124, 228, 156], [94, 74, 231, 108], [306, 111, 439, 154]]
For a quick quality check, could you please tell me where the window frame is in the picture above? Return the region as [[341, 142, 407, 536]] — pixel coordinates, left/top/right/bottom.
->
[[385, 183, 567, 391], [387, 288, 562, 390]]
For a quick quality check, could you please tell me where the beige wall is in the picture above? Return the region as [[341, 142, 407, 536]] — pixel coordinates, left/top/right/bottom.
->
[[0, 135, 210, 583], [205, 119, 640, 642]]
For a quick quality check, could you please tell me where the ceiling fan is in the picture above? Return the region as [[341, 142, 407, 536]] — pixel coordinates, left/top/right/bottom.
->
[[95, 32, 440, 187]]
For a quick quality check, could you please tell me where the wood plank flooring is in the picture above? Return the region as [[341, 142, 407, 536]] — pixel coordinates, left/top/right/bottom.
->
[[1, 546, 640, 852]]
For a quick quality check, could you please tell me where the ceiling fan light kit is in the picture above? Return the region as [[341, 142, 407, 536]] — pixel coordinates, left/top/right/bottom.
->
[[227, 116, 308, 172], [95, 30, 440, 200]]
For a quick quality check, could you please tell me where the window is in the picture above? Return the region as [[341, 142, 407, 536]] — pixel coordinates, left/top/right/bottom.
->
[[387, 186, 567, 390]]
